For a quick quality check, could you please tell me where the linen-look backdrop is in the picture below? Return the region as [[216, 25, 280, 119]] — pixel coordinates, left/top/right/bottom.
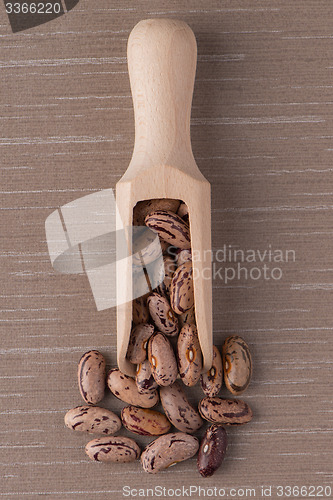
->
[[1, 1, 333, 499]]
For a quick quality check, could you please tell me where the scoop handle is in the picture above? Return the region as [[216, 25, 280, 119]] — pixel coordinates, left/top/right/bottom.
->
[[127, 18, 197, 171]]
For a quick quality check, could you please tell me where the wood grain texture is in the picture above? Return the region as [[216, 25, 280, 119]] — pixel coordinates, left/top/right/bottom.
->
[[1, 0, 333, 498]]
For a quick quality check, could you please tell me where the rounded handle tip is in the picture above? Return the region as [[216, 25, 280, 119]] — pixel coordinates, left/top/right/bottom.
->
[[128, 18, 196, 46]]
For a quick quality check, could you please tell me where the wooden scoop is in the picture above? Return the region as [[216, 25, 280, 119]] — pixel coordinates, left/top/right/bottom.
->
[[116, 19, 212, 376]]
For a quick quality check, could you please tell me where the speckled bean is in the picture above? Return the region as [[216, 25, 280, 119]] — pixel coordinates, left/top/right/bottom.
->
[[148, 332, 178, 386], [222, 335, 252, 395], [132, 268, 151, 301], [133, 199, 180, 226], [177, 324, 202, 387], [145, 210, 191, 249], [64, 405, 121, 435], [153, 254, 176, 297], [126, 323, 154, 364], [176, 248, 192, 266], [177, 202, 189, 222], [107, 368, 159, 408], [147, 292, 179, 336], [197, 424, 228, 478], [121, 405, 171, 436], [85, 436, 140, 463], [178, 306, 196, 328], [135, 359, 158, 394], [141, 432, 199, 473], [78, 350, 106, 405], [200, 346, 223, 397], [132, 228, 163, 268], [155, 238, 170, 255], [160, 381, 203, 433], [132, 296, 150, 325], [170, 261, 194, 315], [198, 397, 253, 425]]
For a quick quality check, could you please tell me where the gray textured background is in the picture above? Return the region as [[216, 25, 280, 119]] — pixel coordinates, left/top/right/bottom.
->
[[1, 1, 333, 498]]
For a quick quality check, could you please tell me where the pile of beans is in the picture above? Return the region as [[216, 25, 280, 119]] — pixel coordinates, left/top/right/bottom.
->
[[64, 199, 253, 476]]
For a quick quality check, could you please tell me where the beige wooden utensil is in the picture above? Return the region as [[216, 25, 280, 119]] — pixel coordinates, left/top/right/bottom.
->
[[116, 18, 213, 376]]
